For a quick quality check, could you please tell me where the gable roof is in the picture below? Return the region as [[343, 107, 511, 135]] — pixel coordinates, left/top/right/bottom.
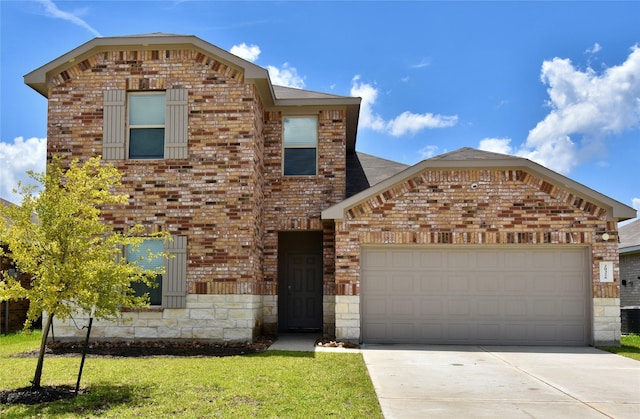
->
[[24, 33, 361, 151], [323, 147, 637, 221], [619, 219, 640, 254], [346, 152, 410, 198]]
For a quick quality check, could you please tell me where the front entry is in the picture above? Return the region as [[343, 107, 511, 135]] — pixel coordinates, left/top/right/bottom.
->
[[278, 232, 323, 332]]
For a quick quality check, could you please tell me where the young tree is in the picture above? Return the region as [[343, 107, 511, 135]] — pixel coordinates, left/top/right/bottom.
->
[[0, 156, 168, 388]]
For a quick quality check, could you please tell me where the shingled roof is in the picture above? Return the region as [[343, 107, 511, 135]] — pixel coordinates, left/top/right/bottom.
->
[[619, 218, 640, 254]]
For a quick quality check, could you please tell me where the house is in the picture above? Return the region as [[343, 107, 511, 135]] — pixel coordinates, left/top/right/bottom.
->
[[25, 34, 635, 346], [618, 219, 640, 333], [0, 198, 34, 334]]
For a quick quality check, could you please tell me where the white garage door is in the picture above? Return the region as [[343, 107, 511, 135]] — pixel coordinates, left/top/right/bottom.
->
[[361, 247, 590, 345]]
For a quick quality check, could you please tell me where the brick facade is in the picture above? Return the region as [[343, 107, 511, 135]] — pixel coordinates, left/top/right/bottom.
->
[[328, 166, 624, 345], [32, 36, 354, 341], [26, 35, 633, 345]]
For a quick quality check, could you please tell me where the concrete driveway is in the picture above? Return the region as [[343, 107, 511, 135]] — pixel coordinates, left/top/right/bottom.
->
[[362, 345, 640, 418]]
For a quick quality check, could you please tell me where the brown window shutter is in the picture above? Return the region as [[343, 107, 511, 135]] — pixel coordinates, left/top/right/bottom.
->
[[164, 89, 188, 159], [102, 90, 126, 160], [162, 235, 187, 308]]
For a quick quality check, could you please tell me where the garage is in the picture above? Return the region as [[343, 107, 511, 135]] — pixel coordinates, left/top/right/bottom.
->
[[361, 246, 590, 346]]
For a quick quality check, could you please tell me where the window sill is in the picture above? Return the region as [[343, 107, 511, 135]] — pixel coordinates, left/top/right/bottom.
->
[[121, 306, 164, 313]]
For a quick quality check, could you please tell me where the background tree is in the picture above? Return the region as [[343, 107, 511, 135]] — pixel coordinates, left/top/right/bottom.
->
[[0, 156, 168, 388]]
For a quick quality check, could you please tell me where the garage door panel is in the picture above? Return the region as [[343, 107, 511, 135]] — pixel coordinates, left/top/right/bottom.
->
[[362, 297, 388, 316], [503, 272, 530, 293], [391, 323, 415, 340], [476, 251, 500, 269], [365, 273, 389, 292], [420, 274, 446, 292], [420, 251, 444, 268], [420, 299, 444, 315], [391, 251, 414, 269], [477, 299, 501, 317], [391, 298, 415, 316], [448, 299, 471, 316], [448, 273, 471, 291], [477, 273, 501, 292], [390, 274, 414, 293], [362, 247, 589, 345], [561, 273, 586, 292], [504, 251, 528, 268], [504, 299, 528, 317]]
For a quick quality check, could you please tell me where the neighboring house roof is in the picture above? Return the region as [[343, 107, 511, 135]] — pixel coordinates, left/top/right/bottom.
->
[[24, 33, 361, 151], [0, 198, 17, 207], [619, 219, 640, 254], [323, 147, 637, 221]]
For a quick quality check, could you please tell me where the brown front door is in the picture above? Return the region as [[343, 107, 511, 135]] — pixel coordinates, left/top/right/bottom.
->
[[278, 232, 323, 332]]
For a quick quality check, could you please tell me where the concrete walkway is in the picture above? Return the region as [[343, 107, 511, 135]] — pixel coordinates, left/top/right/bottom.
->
[[268, 336, 640, 418]]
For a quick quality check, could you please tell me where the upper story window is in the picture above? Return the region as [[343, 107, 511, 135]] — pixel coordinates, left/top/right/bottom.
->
[[128, 92, 166, 159], [103, 89, 188, 160], [283, 116, 317, 176]]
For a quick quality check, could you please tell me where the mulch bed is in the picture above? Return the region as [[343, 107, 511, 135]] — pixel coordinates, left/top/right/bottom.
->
[[14, 337, 275, 358], [0, 385, 81, 405]]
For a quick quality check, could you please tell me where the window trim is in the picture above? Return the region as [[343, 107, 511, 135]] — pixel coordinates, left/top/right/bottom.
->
[[282, 115, 319, 176], [127, 91, 166, 160]]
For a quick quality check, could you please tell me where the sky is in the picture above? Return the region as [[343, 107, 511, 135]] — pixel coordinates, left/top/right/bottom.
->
[[0, 0, 639, 221]]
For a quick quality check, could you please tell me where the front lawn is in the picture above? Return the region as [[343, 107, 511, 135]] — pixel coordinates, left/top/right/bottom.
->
[[0, 331, 382, 418], [599, 334, 640, 361]]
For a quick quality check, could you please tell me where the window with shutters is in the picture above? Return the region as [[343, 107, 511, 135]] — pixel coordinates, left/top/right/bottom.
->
[[126, 239, 164, 305], [283, 116, 318, 176], [128, 92, 165, 159], [125, 236, 187, 308], [103, 89, 188, 160]]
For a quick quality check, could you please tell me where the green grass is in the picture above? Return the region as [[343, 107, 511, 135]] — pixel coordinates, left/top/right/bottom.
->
[[0, 332, 382, 418], [599, 334, 640, 361]]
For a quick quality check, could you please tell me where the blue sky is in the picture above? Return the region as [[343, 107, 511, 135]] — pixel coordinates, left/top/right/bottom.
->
[[1, 1, 639, 220]]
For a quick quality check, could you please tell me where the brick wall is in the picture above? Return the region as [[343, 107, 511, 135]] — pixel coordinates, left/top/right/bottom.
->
[[43, 45, 350, 339], [46, 47, 267, 295], [333, 168, 620, 297]]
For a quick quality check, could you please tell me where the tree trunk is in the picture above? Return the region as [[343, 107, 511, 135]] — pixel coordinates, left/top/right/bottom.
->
[[32, 313, 53, 389]]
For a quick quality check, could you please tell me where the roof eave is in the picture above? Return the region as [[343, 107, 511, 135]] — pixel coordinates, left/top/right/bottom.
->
[[620, 244, 640, 254], [24, 34, 270, 98]]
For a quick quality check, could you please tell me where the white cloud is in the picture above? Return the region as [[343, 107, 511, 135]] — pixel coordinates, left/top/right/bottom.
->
[[517, 45, 640, 174], [586, 43, 602, 54], [419, 145, 440, 159], [410, 57, 432, 69], [230, 43, 261, 62], [0, 137, 47, 204], [267, 63, 305, 89], [387, 111, 457, 136], [350, 76, 458, 137], [479, 138, 513, 155], [35, 0, 101, 37], [633, 198, 640, 213]]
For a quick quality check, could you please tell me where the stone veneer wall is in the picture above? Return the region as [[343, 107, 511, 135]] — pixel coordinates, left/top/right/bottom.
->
[[332, 168, 621, 345], [52, 295, 264, 341]]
